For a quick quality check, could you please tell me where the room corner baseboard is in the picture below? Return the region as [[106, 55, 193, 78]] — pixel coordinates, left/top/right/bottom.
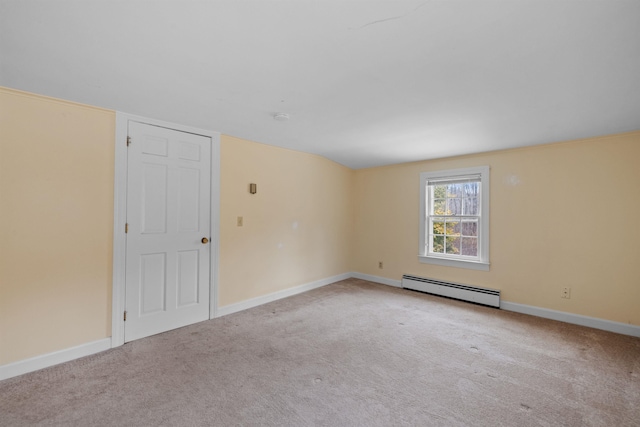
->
[[215, 273, 352, 317], [0, 338, 112, 382], [501, 301, 640, 338], [350, 272, 402, 288]]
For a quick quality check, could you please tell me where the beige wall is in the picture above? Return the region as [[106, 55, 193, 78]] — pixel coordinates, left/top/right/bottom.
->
[[0, 88, 354, 366], [353, 132, 640, 325], [2, 86, 638, 369], [0, 88, 115, 365], [219, 135, 353, 306]]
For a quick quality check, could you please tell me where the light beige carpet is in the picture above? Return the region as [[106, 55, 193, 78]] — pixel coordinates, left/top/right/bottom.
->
[[1, 279, 639, 426]]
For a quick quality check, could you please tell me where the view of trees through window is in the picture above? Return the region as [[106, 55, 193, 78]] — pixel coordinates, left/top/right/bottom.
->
[[429, 182, 480, 256]]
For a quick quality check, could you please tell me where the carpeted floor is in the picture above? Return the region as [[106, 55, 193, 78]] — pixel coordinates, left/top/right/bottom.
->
[[1, 279, 639, 426]]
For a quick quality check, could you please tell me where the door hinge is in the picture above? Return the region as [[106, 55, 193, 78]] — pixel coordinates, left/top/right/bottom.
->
[[124, 311, 127, 321], [126, 136, 131, 146], [125, 223, 128, 233]]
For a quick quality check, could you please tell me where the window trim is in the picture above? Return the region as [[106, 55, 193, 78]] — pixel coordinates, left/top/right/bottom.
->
[[418, 166, 490, 271]]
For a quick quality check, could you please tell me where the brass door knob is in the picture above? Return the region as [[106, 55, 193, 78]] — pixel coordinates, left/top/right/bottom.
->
[[201, 237, 209, 244]]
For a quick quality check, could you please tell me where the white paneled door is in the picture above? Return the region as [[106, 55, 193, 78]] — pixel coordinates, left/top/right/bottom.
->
[[124, 122, 211, 342]]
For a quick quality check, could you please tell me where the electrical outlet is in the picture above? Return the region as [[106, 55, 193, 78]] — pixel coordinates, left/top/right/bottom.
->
[[561, 287, 571, 299], [237, 216, 243, 227], [378, 261, 383, 269]]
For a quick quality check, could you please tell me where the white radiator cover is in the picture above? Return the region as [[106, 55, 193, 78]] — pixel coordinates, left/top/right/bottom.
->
[[401, 275, 500, 308]]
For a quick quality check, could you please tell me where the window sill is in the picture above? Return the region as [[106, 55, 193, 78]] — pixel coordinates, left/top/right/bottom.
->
[[418, 255, 490, 271]]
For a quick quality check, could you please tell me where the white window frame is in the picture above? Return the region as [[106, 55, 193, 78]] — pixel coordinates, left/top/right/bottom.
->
[[419, 166, 490, 271]]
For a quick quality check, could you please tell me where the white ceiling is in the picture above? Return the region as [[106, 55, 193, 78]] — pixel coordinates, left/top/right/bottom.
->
[[1, 1, 639, 169]]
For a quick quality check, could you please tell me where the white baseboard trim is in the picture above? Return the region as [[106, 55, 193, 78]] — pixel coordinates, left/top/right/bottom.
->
[[216, 272, 352, 317], [2, 273, 352, 381], [501, 301, 640, 338], [352, 273, 640, 338], [0, 338, 112, 382], [351, 272, 402, 288], [5, 278, 635, 382]]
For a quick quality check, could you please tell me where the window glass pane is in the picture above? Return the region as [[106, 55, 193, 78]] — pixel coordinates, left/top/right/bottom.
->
[[433, 199, 446, 215], [432, 235, 444, 253], [461, 221, 477, 237], [433, 185, 447, 199], [463, 197, 479, 215], [447, 184, 463, 197], [447, 198, 461, 215], [462, 182, 480, 197], [461, 237, 478, 256], [432, 221, 445, 235], [446, 220, 460, 235], [445, 236, 460, 254]]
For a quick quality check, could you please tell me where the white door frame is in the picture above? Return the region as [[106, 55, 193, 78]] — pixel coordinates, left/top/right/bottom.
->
[[111, 112, 220, 348]]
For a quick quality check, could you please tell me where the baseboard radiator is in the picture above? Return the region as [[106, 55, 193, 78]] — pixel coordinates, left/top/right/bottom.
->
[[401, 275, 500, 308]]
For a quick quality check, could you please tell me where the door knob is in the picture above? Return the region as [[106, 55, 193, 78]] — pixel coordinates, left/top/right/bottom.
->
[[201, 237, 209, 244]]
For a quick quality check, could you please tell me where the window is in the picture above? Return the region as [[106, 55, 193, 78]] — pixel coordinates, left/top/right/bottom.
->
[[419, 166, 490, 270]]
